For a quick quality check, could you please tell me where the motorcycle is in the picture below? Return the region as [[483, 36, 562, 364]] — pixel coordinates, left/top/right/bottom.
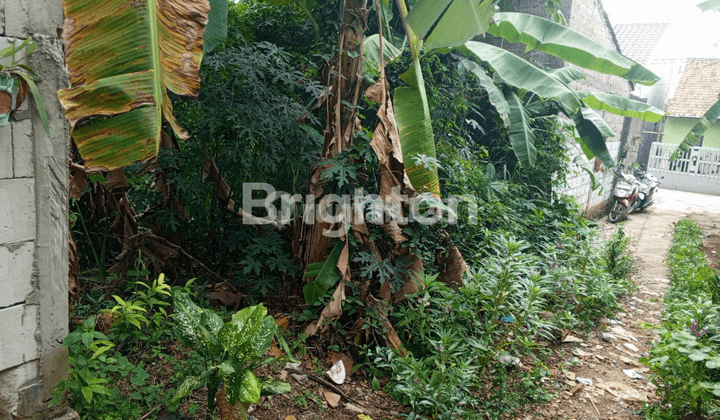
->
[[608, 165, 661, 223]]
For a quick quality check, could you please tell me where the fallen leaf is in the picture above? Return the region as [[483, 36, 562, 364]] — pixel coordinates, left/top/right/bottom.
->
[[562, 334, 584, 343]]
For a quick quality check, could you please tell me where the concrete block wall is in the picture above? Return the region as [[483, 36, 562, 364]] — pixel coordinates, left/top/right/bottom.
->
[[559, 0, 636, 218], [0, 0, 73, 419]]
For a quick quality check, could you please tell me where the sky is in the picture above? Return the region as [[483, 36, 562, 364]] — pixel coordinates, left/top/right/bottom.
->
[[601, 0, 720, 60]]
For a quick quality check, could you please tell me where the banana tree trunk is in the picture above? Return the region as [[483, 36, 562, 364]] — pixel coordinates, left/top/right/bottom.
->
[[296, 0, 369, 268]]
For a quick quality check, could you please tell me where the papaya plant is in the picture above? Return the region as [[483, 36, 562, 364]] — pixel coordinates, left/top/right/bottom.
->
[[171, 292, 291, 419]]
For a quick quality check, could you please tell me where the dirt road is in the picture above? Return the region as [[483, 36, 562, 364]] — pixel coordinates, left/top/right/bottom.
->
[[534, 189, 720, 420]]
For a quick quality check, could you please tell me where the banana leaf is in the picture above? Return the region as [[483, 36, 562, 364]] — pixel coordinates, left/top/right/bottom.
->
[[58, 0, 212, 171], [459, 41, 584, 114], [578, 91, 665, 122], [504, 90, 537, 168], [457, 57, 509, 127], [570, 109, 615, 168], [405, 0, 499, 50], [204, 0, 228, 54], [548, 67, 587, 85], [394, 59, 440, 195], [303, 241, 344, 305], [671, 97, 720, 160], [699, 0, 720, 12], [363, 34, 403, 78], [488, 13, 660, 86]]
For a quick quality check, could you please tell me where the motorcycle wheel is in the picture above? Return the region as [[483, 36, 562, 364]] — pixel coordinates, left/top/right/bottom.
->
[[608, 200, 627, 223]]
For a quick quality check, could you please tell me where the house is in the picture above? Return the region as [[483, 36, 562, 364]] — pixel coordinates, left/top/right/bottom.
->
[[664, 60, 720, 149]]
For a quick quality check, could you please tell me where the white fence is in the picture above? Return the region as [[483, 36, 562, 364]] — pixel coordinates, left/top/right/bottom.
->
[[647, 143, 720, 195]]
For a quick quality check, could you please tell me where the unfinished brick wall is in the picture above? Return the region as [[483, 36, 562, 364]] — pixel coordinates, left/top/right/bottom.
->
[[0, 0, 74, 419]]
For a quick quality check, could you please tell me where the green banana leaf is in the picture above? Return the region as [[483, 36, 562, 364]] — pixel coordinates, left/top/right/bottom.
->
[[488, 13, 660, 86], [548, 67, 587, 85], [459, 41, 584, 114], [204, 0, 228, 54], [578, 91, 665, 123], [504, 90, 537, 168], [457, 57, 509, 127], [699, 0, 720, 12], [58, 0, 213, 171], [303, 241, 344, 305], [580, 108, 615, 138], [394, 59, 441, 195], [671, 97, 720, 160], [570, 109, 615, 168], [363, 34, 403, 79], [405, 0, 499, 50]]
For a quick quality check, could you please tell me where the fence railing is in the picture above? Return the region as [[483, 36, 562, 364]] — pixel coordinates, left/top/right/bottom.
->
[[647, 142, 720, 195], [648, 143, 720, 177]]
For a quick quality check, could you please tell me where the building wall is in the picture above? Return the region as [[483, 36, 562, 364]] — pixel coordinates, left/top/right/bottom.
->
[[0, 0, 74, 419], [663, 117, 720, 149]]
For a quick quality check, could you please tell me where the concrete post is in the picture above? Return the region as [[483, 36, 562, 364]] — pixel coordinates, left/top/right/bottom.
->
[[0, 0, 74, 419]]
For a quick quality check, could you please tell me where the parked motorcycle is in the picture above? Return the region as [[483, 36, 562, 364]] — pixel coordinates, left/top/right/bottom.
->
[[608, 165, 661, 223]]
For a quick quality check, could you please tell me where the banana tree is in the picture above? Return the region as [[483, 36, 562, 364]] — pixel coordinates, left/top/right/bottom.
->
[[669, 1, 720, 159], [57, 0, 227, 172]]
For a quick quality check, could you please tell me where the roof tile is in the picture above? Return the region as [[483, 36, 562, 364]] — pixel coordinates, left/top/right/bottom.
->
[[667, 60, 720, 118]]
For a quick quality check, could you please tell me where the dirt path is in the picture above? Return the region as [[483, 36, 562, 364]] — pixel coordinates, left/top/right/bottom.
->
[[532, 189, 720, 420]]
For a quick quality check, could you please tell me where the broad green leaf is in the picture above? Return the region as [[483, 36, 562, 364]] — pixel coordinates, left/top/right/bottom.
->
[[706, 356, 720, 369], [671, 97, 720, 160], [580, 108, 615, 138], [303, 241, 345, 305], [394, 59, 441, 195], [81, 386, 93, 404], [488, 13, 660, 85], [699, 0, 720, 12], [363, 34, 403, 78], [218, 304, 268, 362], [259, 377, 292, 396], [505, 90, 537, 168], [578, 91, 665, 122], [548, 67, 587, 85], [58, 0, 211, 171], [457, 57, 510, 127], [459, 41, 584, 114], [204, 0, 228, 54], [690, 352, 709, 361], [405, 0, 499, 50], [570, 109, 615, 168], [172, 374, 206, 402], [172, 292, 220, 358], [691, 384, 704, 399], [250, 316, 277, 359], [226, 369, 261, 405]]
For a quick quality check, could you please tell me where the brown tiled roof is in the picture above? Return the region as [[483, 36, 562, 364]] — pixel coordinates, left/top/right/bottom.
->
[[615, 23, 669, 65], [667, 60, 720, 118]]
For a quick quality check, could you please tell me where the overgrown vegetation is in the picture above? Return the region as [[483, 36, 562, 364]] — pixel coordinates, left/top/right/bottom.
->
[[641, 219, 720, 420], [61, 0, 648, 419]]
